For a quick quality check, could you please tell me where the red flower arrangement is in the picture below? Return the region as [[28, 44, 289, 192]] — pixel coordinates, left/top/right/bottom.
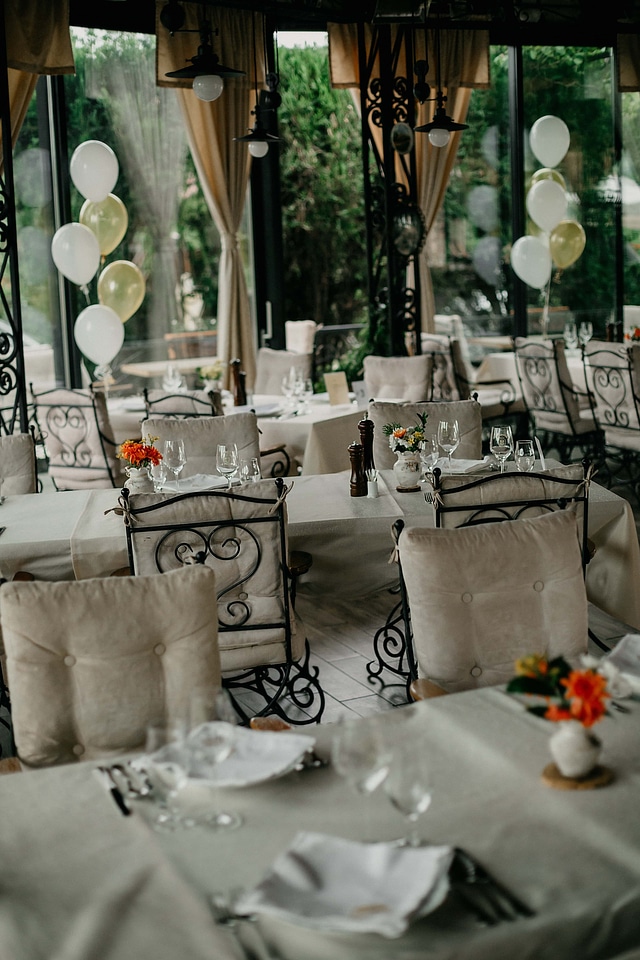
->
[[118, 436, 162, 470], [506, 654, 609, 728]]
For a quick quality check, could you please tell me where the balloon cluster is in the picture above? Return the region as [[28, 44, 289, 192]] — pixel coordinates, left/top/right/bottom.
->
[[50, 140, 146, 378], [511, 116, 586, 294]]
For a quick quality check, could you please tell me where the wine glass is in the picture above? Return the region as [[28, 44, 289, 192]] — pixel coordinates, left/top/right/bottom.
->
[[300, 378, 314, 413], [149, 459, 167, 492], [162, 363, 185, 392], [578, 321, 593, 347], [436, 419, 460, 473], [239, 456, 261, 484], [563, 321, 579, 352], [489, 424, 513, 474], [514, 438, 536, 472], [331, 717, 392, 797], [419, 436, 439, 483], [385, 745, 433, 848], [163, 439, 186, 488], [216, 443, 238, 489]]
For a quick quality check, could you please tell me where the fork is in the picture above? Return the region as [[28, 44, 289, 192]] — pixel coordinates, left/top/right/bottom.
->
[[453, 848, 534, 922], [210, 893, 280, 960]]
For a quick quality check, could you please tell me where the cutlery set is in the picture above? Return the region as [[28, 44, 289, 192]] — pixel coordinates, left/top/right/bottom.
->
[[450, 847, 535, 925]]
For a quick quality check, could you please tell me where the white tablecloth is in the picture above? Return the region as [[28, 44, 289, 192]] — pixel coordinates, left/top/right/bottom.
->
[[1, 469, 639, 629], [2, 689, 640, 959]]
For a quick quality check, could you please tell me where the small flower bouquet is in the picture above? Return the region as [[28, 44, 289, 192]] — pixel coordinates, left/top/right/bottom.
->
[[506, 654, 609, 727], [628, 326, 640, 342], [197, 360, 225, 383], [118, 436, 163, 471], [383, 412, 429, 454]]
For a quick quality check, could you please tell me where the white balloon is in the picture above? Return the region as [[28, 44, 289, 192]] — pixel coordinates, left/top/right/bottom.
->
[[526, 179, 568, 234], [529, 115, 570, 169], [70, 140, 119, 202], [467, 185, 499, 233], [511, 235, 552, 290], [472, 236, 502, 286], [51, 223, 100, 287], [74, 304, 124, 365]]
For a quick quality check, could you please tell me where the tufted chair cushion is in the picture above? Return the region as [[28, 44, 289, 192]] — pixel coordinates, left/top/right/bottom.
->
[[0, 433, 37, 495], [363, 355, 433, 402], [398, 510, 588, 693], [143, 412, 261, 479], [368, 398, 483, 471], [1, 565, 221, 768], [143, 388, 222, 418], [253, 347, 312, 395]]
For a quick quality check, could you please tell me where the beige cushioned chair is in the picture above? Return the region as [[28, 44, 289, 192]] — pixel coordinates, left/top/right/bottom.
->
[[397, 510, 588, 694], [1, 565, 221, 768], [368, 398, 483, 471], [583, 340, 640, 454], [363, 354, 433, 402], [253, 347, 313, 395], [0, 433, 37, 494], [143, 387, 224, 419], [143, 412, 261, 479]]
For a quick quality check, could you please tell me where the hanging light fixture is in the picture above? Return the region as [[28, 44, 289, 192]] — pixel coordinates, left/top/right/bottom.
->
[[414, 11, 468, 147], [163, 3, 245, 103], [234, 15, 283, 159]]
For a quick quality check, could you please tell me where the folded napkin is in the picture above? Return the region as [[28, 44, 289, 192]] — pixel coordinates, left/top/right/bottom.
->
[[234, 832, 453, 938], [162, 473, 227, 492], [435, 457, 490, 475], [603, 634, 640, 695]]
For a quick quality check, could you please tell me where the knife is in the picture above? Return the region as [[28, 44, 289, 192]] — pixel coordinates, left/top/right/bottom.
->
[[94, 767, 131, 816]]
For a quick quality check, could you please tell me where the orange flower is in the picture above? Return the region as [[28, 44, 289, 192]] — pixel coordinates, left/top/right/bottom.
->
[[392, 428, 407, 439], [119, 438, 162, 469], [544, 704, 573, 722], [561, 670, 609, 727]]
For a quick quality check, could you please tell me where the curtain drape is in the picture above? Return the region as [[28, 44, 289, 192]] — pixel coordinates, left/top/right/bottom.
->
[[2, 0, 74, 169], [328, 23, 489, 334], [157, 2, 262, 389]]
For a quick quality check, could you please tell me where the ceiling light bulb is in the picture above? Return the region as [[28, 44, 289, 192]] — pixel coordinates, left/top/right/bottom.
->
[[248, 140, 269, 159], [193, 74, 224, 102], [428, 127, 451, 148]]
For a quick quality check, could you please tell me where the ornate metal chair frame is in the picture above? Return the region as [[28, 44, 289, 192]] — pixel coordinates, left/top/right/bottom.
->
[[513, 338, 603, 464], [121, 478, 324, 726], [31, 384, 123, 490], [143, 387, 224, 419], [582, 341, 640, 503]]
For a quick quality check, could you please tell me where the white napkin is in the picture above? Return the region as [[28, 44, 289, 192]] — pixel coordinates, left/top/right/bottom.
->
[[235, 832, 453, 938], [602, 634, 640, 695], [435, 457, 489, 475], [162, 473, 227, 492]]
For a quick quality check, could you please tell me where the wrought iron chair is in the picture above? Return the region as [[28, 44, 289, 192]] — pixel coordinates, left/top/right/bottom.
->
[[30, 385, 125, 490], [121, 478, 325, 726], [143, 387, 224, 419], [0, 565, 221, 768], [582, 340, 640, 502], [0, 431, 38, 494], [513, 337, 602, 463], [394, 510, 589, 700]]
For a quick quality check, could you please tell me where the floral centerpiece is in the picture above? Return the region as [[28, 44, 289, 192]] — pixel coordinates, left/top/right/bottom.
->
[[383, 411, 429, 454], [626, 326, 640, 342], [118, 436, 163, 471], [197, 360, 225, 387], [506, 654, 611, 782]]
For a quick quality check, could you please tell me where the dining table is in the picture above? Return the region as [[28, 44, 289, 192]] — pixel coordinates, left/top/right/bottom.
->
[[2, 686, 640, 960], [1, 466, 639, 632]]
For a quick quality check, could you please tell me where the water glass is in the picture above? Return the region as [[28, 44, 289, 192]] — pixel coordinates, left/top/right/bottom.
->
[[437, 419, 460, 473], [489, 424, 513, 473], [563, 321, 579, 351], [216, 443, 239, 489], [331, 717, 391, 796], [578, 321, 593, 346], [163, 439, 187, 487], [514, 438, 536, 472], [239, 456, 261, 483], [385, 743, 433, 847], [419, 436, 439, 481], [149, 459, 167, 492]]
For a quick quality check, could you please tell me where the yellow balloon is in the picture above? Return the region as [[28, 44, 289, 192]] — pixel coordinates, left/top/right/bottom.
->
[[97, 260, 145, 322], [79, 193, 128, 257], [549, 219, 586, 270], [530, 167, 567, 191]]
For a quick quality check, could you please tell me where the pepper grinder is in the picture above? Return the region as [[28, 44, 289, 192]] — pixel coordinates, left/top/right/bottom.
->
[[230, 358, 247, 406], [348, 441, 367, 497], [358, 414, 375, 476]]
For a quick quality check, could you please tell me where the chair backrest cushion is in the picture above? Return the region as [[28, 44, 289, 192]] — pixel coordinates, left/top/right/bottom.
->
[[0, 433, 37, 494], [398, 510, 588, 692], [144, 389, 220, 418], [285, 320, 318, 355], [142, 413, 261, 478], [363, 355, 433, 402], [124, 483, 303, 673], [398, 512, 588, 692], [1, 565, 221, 767], [368, 398, 482, 470], [253, 347, 312, 395], [33, 387, 124, 489]]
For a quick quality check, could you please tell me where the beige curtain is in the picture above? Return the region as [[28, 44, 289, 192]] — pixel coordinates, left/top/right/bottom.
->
[[329, 23, 489, 333], [2, 0, 74, 169], [157, 2, 263, 389]]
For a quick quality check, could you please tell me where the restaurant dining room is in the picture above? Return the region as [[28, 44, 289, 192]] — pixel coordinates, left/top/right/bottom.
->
[[4, 1, 640, 958]]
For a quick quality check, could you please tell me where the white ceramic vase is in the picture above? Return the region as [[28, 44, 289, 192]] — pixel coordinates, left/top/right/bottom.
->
[[124, 466, 154, 494], [549, 721, 601, 778], [393, 452, 421, 490]]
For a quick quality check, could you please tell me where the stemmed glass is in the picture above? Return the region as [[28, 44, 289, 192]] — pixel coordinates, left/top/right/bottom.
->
[[239, 456, 261, 484], [514, 438, 536, 472], [216, 443, 239, 489], [149, 459, 167, 492], [490, 424, 513, 473], [163, 439, 186, 489], [385, 744, 433, 848], [419, 436, 439, 483], [578, 321, 593, 347], [437, 419, 460, 473], [563, 321, 579, 351], [331, 717, 392, 809]]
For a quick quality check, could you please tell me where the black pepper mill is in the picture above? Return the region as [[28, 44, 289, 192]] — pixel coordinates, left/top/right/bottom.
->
[[348, 441, 367, 497], [358, 414, 375, 476], [230, 358, 247, 406]]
